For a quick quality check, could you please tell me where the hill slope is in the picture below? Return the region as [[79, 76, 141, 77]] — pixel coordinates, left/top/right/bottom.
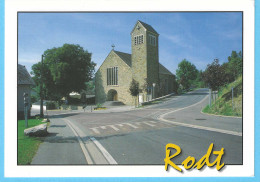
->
[[202, 76, 242, 117]]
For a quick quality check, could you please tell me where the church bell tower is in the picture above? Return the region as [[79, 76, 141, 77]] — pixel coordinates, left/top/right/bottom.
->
[[131, 20, 159, 92]]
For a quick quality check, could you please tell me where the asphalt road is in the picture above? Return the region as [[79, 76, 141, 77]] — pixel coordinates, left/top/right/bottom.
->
[[42, 88, 242, 165]]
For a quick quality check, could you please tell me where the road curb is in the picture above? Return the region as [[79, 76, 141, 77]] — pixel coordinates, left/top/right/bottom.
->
[[200, 110, 242, 119]]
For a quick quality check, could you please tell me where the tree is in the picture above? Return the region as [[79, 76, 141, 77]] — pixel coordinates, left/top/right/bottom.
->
[[129, 79, 140, 107], [31, 44, 96, 102], [227, 51, 242, 81], [176, 59, 199, 90], [202, 59, 226, 91]]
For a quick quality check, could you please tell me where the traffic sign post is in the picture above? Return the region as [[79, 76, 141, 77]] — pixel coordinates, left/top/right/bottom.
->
[[23, 93, 29, 128]]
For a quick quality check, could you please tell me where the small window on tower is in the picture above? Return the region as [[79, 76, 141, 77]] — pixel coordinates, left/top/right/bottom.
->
[[134, 35, 144, 45], [149, 34, 156, 46]]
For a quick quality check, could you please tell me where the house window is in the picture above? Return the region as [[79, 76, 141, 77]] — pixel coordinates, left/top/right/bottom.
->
[[107, 67, 118, 86], [134, 35, 144, 45], [149, 34, 156, 46]]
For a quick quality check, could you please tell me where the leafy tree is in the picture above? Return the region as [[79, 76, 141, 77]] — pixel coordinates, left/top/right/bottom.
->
[[31, 44, 96, 102], [176, 59, 199, 90], [129, 79, 140, 107], [227, 51, 242, 81], [202, 59, 226, 91]]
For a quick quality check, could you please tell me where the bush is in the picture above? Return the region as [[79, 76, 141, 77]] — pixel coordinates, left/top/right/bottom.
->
[[46, 101, 58, 110], [31, 95, 38, 104]]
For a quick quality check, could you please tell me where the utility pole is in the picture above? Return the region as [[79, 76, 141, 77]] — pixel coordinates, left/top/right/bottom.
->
[[40, 54, 44, 118], [23, 93, 28, 128], [232, 87, 234, 110], [209, 88, 212, 107]]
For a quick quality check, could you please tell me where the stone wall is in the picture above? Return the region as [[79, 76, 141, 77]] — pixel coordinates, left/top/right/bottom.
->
[[159, 73, 175, 96], [95, 51, 134, 105]]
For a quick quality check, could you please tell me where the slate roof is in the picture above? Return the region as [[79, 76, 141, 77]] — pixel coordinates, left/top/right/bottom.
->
[[114, 50, 132, 67], [138, 20, 159, 35], [18, 64, 35, 85], [113, 50, 174, 76], [159, 63, 174, 76]]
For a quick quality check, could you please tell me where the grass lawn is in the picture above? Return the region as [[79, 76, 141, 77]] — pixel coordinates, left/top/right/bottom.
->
[[202, 76, 242, 117], [18, 118, 44, 165]]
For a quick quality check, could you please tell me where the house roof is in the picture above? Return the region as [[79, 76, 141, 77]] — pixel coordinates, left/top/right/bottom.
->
[[159, 63, 174, 76], [114, 50, 132, 67], [18, 64, 35, 85], [113, 50, 174, 76], [138, 20, 159, 35]]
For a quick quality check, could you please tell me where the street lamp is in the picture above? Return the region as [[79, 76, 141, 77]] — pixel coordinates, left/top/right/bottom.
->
[[40, 54, 45, 118], [152, 83, 156, 99]]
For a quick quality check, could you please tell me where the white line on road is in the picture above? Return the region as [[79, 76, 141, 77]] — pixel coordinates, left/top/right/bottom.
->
[[125, 123, 138, 129], [160, 117, 242, 136], [158, 95, 242, 136], [109, 125, 119, 131], [142, 121, 155, 127], [90, 137, 117, 164], [158, 95, 209, 119], [100, 126, 107, 129], [116, 124, 124, 127], [63, 119, 93, 164], [90, 127, 100, 134]]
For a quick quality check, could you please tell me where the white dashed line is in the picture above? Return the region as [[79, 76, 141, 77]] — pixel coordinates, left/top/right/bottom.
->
[[116, 124, 124, 127], [100, 126, 107, 129], [142, 122, 155, 127], [109, 125, 120, 131], [125, 123, 138, 129], [90, 127, 100, 134]]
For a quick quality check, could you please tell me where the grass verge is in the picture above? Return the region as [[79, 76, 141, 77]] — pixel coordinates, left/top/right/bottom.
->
[[202, 76, 242, 117], [18, 118, 44, 165]]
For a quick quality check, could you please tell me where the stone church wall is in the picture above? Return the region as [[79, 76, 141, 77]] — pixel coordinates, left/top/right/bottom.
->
[[95, 51, 134, 105], [159, 73, 175, 96]]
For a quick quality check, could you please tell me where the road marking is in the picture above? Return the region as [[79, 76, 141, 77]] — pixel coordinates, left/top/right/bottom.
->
[[125, 123, 138, 129], [90, 127, 100, 134], [63, 119, 93, 164], [109, 125, 119, 131], [149, 121, 157, 124], [116, 124, 124, 127], [158, 95, 242, 136], [158, 95, 209, 119], [100, 126, 107, 129], [200, 110, 242, 119], [160, 117, 242, 136], [142, 121, 155, 127], [90, 137, 117, 164]]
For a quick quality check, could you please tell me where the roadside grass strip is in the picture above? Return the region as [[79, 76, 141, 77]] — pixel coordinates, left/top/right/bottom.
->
[[202, 76, 242, 117], [18, 118, 43, 165]]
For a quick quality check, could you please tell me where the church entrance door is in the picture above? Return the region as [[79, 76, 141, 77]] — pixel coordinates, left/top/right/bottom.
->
[[107, 89, 118, 101]]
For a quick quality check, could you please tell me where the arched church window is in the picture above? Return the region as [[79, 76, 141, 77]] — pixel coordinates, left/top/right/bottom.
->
[[107, 67, 118, 86]]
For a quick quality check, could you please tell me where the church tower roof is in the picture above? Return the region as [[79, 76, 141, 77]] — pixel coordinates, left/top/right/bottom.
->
[[131, 20, 159, 35]]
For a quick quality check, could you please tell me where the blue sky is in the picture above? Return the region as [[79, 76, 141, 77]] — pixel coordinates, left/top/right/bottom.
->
[[18, 12, 242, 74]]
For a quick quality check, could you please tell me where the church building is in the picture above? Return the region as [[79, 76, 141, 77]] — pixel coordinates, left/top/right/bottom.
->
[[95, 20, 176, 105]]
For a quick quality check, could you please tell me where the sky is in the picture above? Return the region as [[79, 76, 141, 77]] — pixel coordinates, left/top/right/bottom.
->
[[18, 12, 242, 75]]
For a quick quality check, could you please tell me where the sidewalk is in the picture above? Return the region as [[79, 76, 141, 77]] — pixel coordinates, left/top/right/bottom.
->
[[31, 117, 87, 164]]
